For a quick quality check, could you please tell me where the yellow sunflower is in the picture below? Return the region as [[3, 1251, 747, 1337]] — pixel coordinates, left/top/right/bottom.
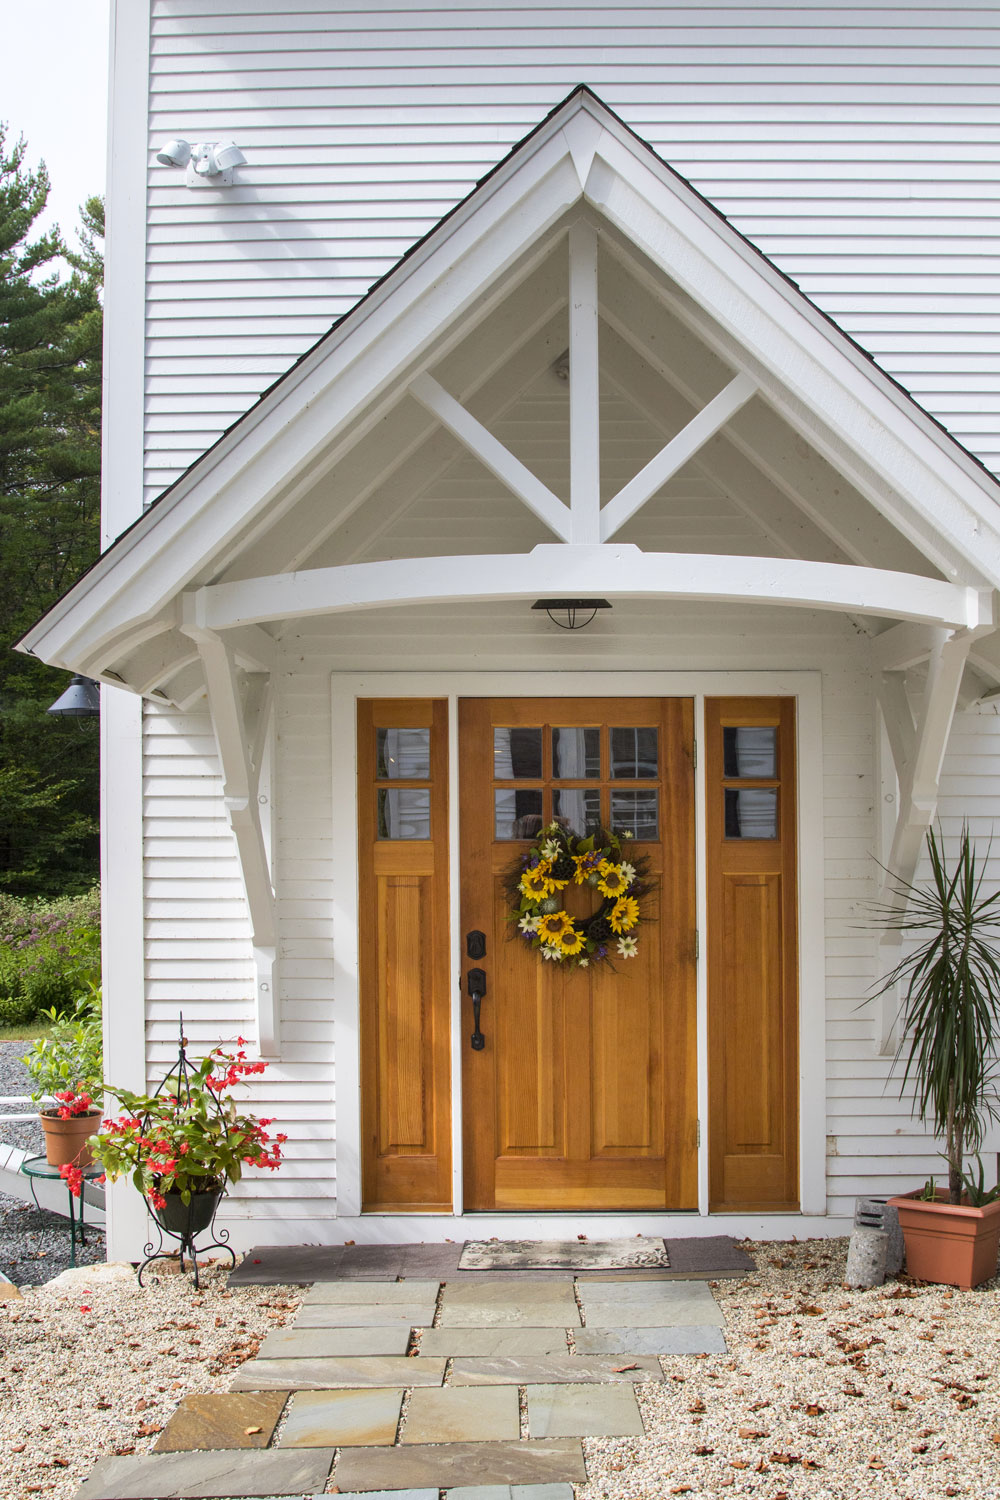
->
[[559, 927, 586, 956], [520, 862, 554, 899], [609, 896, 640, 934], [597, 863, 629, 898], [536, 910, 573, 944]]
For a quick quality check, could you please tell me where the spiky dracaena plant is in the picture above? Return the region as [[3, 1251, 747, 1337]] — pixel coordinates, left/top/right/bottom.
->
[[872, 826, 1000, 1204]]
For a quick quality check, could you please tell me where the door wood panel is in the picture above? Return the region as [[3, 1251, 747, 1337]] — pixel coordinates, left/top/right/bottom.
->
[[705, 697, 799, 1211], [459, 697, 697, 1213], [358, 699, 451, 1211]]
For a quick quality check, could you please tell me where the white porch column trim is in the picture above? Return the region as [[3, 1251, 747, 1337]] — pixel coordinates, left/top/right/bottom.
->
[[192, 546, 990, 635], [409, 373, 572, 541], [599, 372, 758, 542], [568, 220, 601, 544], [180, 605, 280, 1058]]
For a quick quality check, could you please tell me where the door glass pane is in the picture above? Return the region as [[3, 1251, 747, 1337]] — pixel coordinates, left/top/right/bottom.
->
[[376, 726, 430, 779], [494, 788, 544, 840], [723, 725, 777, 780], [725, 787, 778, 840], [494, 726, 542, 779], [610, 789, 659, 840], [552, 788, 602, 838], [551, 727, 600, 780], [378, 788, 431, 839], [610, 727, 658, 779]]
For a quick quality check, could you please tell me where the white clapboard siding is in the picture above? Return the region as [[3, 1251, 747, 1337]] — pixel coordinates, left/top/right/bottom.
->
[[138, 1, 1000, 501], [142, 700, 336, 1213]]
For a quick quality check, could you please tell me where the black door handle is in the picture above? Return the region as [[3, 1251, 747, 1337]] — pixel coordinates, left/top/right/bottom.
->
[[468, 967, 487, 1050]]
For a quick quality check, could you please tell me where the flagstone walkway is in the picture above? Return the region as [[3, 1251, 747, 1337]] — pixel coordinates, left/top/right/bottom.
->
[[72, 1274, 727, 1499]]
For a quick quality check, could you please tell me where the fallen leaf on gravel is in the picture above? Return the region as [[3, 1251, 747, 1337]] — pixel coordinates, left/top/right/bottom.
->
[[802, 1459, 822, 1469], [670, 1487, 692, 1494], [730, 1460, 749, 1469], [868, 1457, 885, 1469], [613, 1364, 640, 1372], [804, 1403, 825, 1416], [770, 1453, 801, 1465], [11, 1444, 25, 1453], [739, 1428, 768, 1439], [693, 1446, 714, 1455], [890, 1399, 909, 1410], [754, 1458, 769, 1473], [137, 1424, 162, 1437], [912, 1443, 929, 1453], [688, 1398, 706, 1412], [244, 1425, 262, 1435], [95, 1400, 111, 1409], [749, 1399, 771, 1411]]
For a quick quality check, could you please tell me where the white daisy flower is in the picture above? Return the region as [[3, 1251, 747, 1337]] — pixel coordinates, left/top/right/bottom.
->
[[518, 914, 540, 934], [577, 957, 589, 968], [540, 839, 560, 861], [620, 862, 637, 883], [541, 944, 564, 961], [616, 936, 638, 959]]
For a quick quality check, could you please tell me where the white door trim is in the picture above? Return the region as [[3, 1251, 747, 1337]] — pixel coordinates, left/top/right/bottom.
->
[[331, 669, 826, 1223]]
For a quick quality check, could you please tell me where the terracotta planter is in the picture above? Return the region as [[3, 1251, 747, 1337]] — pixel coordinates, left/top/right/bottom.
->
[[40, 1108, 102, 1169], [888, 1189, 1000, 1289]]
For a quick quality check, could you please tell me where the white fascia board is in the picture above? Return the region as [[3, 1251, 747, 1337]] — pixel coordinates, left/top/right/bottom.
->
[[584, 135, 1000, 585], [195, 547, 988, 634], [18, 125, 586, 671]]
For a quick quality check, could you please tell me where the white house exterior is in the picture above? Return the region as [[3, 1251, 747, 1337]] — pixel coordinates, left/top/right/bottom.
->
[[19, 3, 1000, 1259]]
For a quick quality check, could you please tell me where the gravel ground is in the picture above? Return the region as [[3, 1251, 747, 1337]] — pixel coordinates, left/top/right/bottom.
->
[[582, 1238, 1000, 1500], [2, 1237, 999, 1500], [0, 1041, 106, 1285]]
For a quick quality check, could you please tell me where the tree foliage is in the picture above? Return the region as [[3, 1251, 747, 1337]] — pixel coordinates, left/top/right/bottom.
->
[[0, 127, 103, 895]]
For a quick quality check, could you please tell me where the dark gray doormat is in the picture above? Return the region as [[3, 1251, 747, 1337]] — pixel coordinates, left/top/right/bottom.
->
[[459, 1236, 669, 1269], [228, 1236, 753, 1286]]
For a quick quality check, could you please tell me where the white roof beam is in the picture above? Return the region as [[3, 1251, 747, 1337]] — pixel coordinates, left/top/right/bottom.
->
[[600, 372, 756, 543], [568, 219, 601, 544], [871, 622, 951, 673], [409, 373, 572, 542], [189, 547, 989, 635]]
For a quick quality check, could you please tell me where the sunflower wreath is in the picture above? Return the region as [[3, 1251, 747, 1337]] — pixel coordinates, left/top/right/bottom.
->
[[504, 822, 653, 970]]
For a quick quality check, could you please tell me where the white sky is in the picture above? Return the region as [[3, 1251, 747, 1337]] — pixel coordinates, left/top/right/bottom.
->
[[1, 0, 110, 250]]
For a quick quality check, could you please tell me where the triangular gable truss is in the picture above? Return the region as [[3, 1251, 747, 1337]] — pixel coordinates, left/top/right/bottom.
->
[[20, 88, 1000, 1050]]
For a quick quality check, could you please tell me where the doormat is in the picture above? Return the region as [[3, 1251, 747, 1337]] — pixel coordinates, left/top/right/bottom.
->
[[458, 1237, 671, 1270]]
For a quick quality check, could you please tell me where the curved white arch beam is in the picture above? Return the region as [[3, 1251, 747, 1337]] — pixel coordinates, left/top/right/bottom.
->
[[188, 544, 994, 635]]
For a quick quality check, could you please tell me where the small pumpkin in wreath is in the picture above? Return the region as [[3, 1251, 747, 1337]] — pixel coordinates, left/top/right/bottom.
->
[[505, 822, 653, 968]]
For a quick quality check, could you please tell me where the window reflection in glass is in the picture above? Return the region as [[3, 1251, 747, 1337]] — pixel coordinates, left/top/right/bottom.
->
[[493, 727, 543, 779], [377, 787, 431, 839], [376, 727, 431, 780], [552, 727, 600, 780], [495, 788, 544, 840], [722, 726, 777, 780], [724, 787, 778, 840], [552, 788, 601, 838], [610, 727, 658, 779], [610, 789, 658, 840]]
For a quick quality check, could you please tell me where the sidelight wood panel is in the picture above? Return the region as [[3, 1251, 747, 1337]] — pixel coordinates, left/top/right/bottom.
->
[[358, 699, 451, 1210], [705, 697, 799, 1211], [459, 697, 697, 1212]]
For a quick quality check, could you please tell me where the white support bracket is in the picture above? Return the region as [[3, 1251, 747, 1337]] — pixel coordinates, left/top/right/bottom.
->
[[873, 613, 996, 1049], [180, 598, 280, 1058], [599, 371, 757, 541]]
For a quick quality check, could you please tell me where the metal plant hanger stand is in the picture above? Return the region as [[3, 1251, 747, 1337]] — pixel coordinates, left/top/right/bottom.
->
[[135, 1016, 236, 1289]]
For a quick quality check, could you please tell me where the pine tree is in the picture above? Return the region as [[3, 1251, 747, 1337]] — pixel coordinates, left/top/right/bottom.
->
[[0, 127, 103, 895]]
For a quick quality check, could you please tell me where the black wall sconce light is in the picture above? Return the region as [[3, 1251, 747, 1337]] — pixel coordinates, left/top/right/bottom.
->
[[532, 598, 612, 631]]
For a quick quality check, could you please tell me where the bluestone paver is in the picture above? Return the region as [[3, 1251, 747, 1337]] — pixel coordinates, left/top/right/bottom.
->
[[153, 1392, 288, 1452], [438, 1283, 579, 1329], [441, 1280, 579, 1308], [581, 1279, 721, 1306], [302, 1279, 441, 1304], [289, 1301, 435, 1327], [403, 1386, 521, 1444], [278, 1387, 404, 1447], [447, 1487, 575, 1500], [230, 1355, 446, 1390], [574, 1324, 727, 1355], [258, 1324, 411, 1359], [579, 1280, 724, 1328], [334, 1439, 586, 1490], [448, 1354, 662, 1384], [70, 1449, 335, 1499], [526, 1382, 644, 1438], [417, 1328, 570, 1357]]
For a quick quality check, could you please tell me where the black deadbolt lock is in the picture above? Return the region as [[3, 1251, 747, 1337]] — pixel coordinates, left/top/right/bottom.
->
[[466, 929, 487, 960]]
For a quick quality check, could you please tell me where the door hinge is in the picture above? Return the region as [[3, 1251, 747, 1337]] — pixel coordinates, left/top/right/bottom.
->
[[694, 929, 699, 961], [697, 1119, 701, 1147], [692, 738, 698, 769]]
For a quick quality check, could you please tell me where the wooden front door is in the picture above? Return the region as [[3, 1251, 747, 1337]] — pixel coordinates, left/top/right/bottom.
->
[[459, 697, 697, 1212]]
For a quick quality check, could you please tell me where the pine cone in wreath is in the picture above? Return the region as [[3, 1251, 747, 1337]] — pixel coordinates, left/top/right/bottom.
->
[[587, 915, 614, 942], [552, 853, 576, 881]]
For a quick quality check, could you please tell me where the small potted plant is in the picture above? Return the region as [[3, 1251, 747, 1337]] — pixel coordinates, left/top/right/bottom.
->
[[21, 992, 104, 1168], [872, 825, 1000, 1288], [75, 1032, 285, 1241]]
